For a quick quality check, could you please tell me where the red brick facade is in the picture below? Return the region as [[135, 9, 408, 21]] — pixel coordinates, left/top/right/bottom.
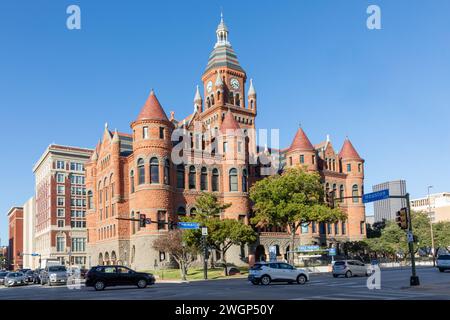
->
[[85, 16, 366, 269], [7, 207, 23, 270]]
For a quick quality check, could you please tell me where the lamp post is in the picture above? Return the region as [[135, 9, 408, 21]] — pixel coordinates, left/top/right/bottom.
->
[[427, 186, 436, 266]]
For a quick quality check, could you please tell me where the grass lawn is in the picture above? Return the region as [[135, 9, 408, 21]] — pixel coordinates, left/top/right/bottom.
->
[[141, 267, 249, 281]]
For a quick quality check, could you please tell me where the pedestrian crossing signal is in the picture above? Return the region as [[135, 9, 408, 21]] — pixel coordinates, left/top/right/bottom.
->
[[395, 207, 408, 230]]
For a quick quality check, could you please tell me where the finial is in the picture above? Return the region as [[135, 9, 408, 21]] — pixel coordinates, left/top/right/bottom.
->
[[105, 122, 108, 129], [326, 134, 330, 142]]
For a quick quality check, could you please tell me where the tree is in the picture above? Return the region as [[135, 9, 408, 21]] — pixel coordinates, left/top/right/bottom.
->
[[152, 230, 198, 281], [366, 220, 386, 238], [183, 193, 257, 276], [250, 167, 347, 264]]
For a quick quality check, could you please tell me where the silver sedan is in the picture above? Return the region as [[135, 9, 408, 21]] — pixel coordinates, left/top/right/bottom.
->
[[4, 272, 27, 287]]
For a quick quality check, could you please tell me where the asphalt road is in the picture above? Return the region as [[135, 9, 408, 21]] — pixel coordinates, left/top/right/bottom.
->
[[0, 267, 449, 300]]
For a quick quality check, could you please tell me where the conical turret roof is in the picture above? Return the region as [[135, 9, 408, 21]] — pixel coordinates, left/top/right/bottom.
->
[[339, 138, 362, 160], [219, 110, 240, 134], [136, 90, 169, 122], [289, 128, 314, 151]]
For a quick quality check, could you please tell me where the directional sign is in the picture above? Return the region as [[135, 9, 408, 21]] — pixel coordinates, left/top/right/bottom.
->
[[328, 248, 337, 256], [298, 245, 320, 252], [407, 231, 414, 243], [31, 253, 40, 257], [178, 222, 200, 230], [362, 189, 390, 204]]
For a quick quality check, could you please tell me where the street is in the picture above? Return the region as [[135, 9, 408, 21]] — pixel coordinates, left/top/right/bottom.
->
[[0, 267, 449, 300]]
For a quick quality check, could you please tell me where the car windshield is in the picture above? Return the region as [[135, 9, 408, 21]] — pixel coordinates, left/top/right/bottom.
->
[[7, 273, 22, 277], [48, 266, 67, 272]]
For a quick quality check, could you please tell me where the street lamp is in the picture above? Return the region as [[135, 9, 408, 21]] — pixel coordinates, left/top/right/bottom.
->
[[427, 186, 436, 266]]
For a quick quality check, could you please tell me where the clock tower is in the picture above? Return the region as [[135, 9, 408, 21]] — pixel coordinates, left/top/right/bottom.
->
[[200, 14, 257, 135]]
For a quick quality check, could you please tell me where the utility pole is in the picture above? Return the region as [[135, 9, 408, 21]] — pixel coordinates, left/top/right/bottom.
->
[[202, 227, 208, 280], [427, 186, 436, 266], [406, 193, 420, 286]]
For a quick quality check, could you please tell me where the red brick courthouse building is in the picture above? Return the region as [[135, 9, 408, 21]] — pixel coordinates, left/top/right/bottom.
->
[[85, 15, 366, 270]]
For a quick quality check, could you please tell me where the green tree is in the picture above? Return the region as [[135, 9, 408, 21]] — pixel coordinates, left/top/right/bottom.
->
[[249, 167, 347, 263], [183, 193, 257, 276]]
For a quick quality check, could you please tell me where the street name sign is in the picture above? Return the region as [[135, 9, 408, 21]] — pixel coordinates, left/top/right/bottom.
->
[[298, 245, 320, 252], [328, 248, 337, 256], [201, 227, 208, 236], [178, 222, 200, 229], [362, 189, 390, 203]]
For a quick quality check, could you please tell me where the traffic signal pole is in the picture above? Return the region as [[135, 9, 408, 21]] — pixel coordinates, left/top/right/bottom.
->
[[406, 193, 420, 286]]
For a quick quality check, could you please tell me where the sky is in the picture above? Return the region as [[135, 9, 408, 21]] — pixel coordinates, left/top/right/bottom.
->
[[1, 0, 450, 245]]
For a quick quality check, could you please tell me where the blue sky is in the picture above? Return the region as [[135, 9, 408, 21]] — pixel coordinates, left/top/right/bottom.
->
[[1, 0, 450, 245]]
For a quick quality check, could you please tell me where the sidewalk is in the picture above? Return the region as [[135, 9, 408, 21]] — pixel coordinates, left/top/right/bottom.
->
[[402, 280, 450, 295]]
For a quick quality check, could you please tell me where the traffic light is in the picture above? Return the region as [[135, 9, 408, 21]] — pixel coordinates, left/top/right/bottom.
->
[[326, 191, 335, 209], [139, 214, 147, 228], [395, 207, 408, 230]]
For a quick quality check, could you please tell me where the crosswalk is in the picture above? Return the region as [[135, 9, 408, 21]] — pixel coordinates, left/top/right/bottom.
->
[[292, 289, 436, 300]]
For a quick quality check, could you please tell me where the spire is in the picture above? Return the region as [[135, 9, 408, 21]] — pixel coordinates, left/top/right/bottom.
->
[[112, 129, 120, 143], [194, 85, 202, 103], [220, 110, 240, 134], [248, 78, 256, 97], [215, 12, 229, 47], [339, 138, 362, 160], [136, 89, 169, 122], [215, 71, 224, 87], [289, 127, 314, 151]]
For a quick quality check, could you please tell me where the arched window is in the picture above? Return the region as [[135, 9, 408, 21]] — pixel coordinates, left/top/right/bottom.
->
[[325, 183, 330, 194], [88, 191, 93, 209], [177, 207, 186, 216], [130, 170, 135, 193], [250, 100, 254, 109], [212, 168, 219, 192], [104, 177, 108, 201], [98, 181, 102, 204], [138, 159, 145, 185], [200, 167, 208, 191], [206, 97, 210, 108], [131, 211, 136, 235], [150, 157, 159, 184], [189, 166, 196, 190], [164, 160, 170, 185], [229, 168, 238, 192], [339, 185, 344, 202], [217, 91, 221, 102], [210, 94, 215, 105], [242, 169, 248, 192], [235, 93, 240, 106], [176, 165, 185, 189], [131, 245, 135, 264], [110, 173, 114, 198], [228, 92, 234, 104], [332, 184, 337, 197], [352, 185, 359, 203]]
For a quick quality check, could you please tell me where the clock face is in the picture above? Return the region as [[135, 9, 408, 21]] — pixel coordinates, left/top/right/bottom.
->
[[230, 78, 240, 90], [206, 81, 213, 93]]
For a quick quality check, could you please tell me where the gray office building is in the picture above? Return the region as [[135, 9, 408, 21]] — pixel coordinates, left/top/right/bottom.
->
[[373, 180, 407, 223]]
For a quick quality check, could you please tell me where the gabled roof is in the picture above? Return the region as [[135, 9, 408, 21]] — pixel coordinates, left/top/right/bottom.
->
[[136, 90, 169, 122], [339, 138, 362, 160], [289, 128, 315, 152]]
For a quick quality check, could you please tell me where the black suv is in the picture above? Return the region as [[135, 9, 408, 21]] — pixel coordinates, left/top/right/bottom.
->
[[85, 265, 155, 291]]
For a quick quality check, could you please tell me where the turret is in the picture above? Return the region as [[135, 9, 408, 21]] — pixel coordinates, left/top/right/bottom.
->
[[285, 127, 317, 172], [247, 78, 257, 113], [194, 85, 202, 113]]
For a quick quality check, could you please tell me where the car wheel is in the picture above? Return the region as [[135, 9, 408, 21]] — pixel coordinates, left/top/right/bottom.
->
[[260, 275, 271, 286], [345, 271, 352, 278], [297, 274, 307, 285], [94, 281, 105, 291], [137, 279, 147, 289]]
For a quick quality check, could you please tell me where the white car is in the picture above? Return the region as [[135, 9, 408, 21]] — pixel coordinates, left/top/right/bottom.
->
[[437, 254, 450, 272], [332, 260, 370, 278], [248, 262, 309, 285]]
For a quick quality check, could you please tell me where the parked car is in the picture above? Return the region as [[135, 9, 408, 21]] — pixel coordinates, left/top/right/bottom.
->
[[4, 272, 27, 287], [85, 265, 155, 291], [437, 254, 450, 272], [248, 262, 309, 285], [40, 265, 68, 286], [0, 272, 8, 285], [332, 260, 369, 278], [24, 270, 38, 283]]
